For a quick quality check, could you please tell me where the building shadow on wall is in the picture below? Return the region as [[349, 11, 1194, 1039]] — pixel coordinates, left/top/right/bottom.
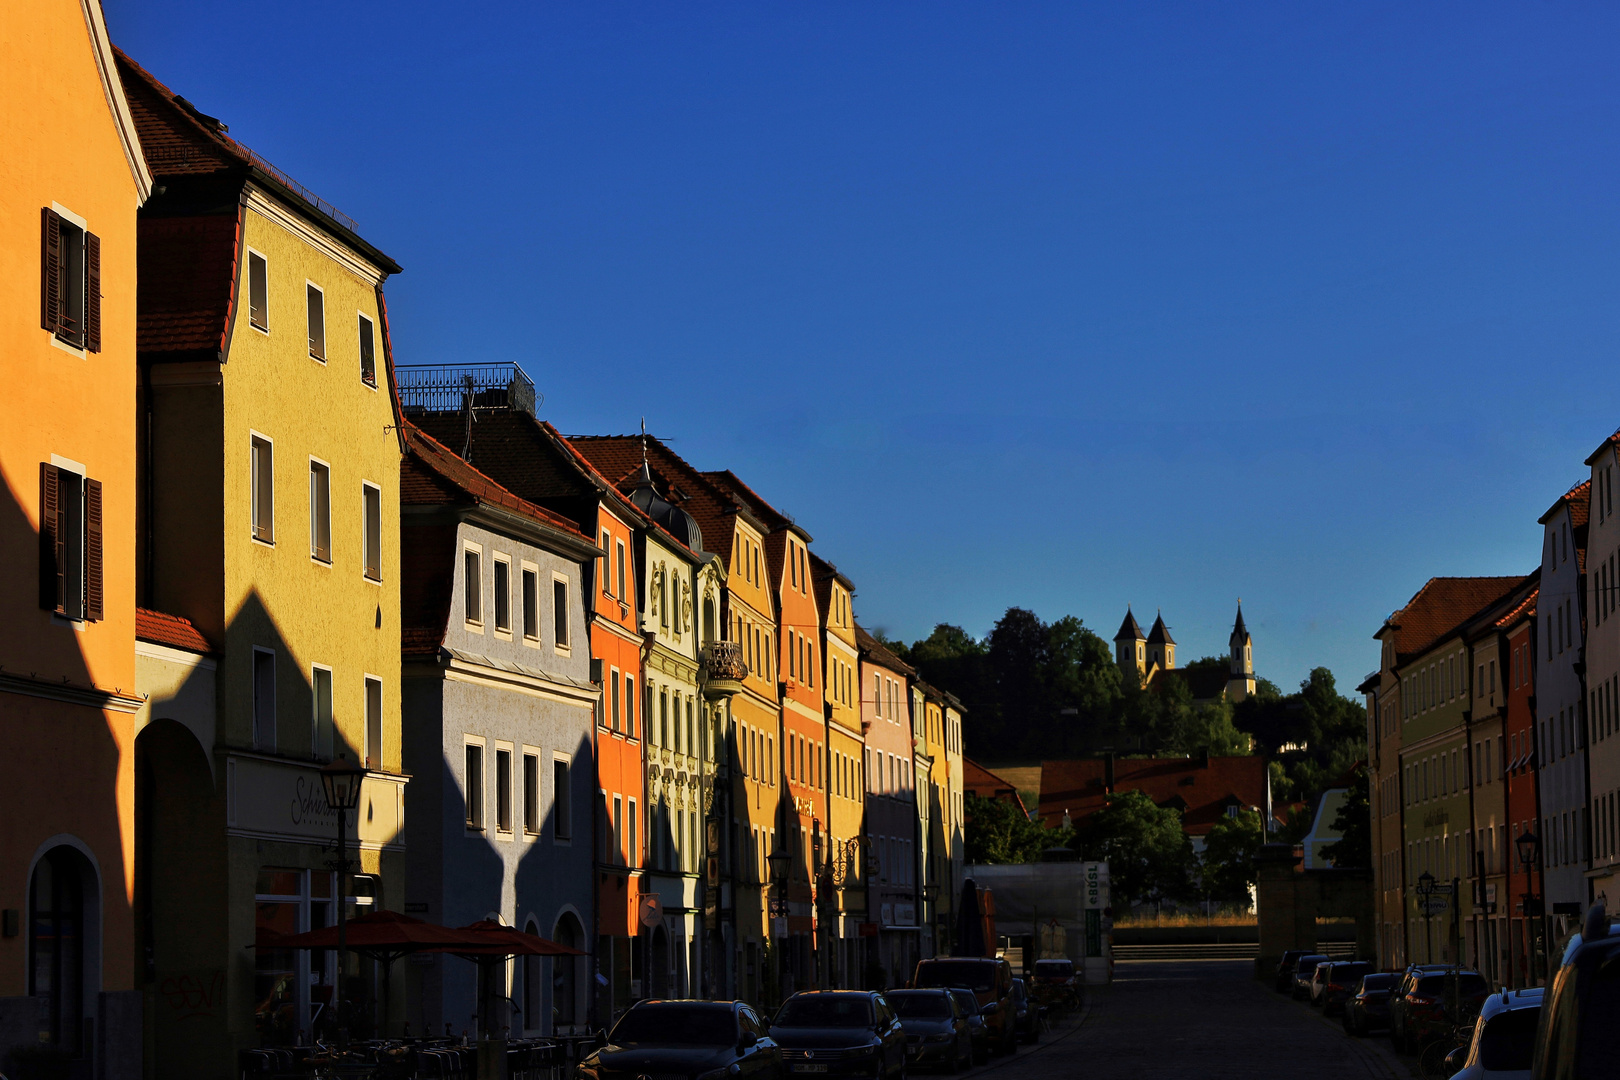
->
[[0, 476, 133, 1078]]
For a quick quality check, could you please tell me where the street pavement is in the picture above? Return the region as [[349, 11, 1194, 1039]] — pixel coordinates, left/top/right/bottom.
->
[[952, 958, 1408, 1080]]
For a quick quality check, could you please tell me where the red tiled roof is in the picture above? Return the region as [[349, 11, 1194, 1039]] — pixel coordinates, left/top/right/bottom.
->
[[1379, 576, 1526, 662], [1540, 479, 1591, 530], [1036, 756, 1269, 837], [135, 214, 239, 356], [136, 608, 212, 653], [402, 424, 589, 539], [1495, 585, 1539, 629], [702, 470, 797, 535], [1585, 431, 1620, 467], [569, 435, 749, 565], [963, 758, 1029, 817], [855, 623, 915, 676]]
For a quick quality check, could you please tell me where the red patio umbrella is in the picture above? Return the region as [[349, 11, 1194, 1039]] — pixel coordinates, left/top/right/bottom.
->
[[261, 908, 484, 963], [438, 921, 586, 1041]]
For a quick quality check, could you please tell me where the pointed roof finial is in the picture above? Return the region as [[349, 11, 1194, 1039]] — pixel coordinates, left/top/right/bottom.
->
[[633, 417, 654, 488], [1114, 606, 1145, 642]]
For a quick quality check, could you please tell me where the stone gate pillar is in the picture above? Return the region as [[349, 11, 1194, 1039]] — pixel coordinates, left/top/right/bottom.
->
[[1255, 844, 1313, 978]]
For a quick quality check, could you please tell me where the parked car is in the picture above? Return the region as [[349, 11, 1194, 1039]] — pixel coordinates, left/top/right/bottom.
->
[[1031, 958, 1083, 1010], [1275, 949, 1315, 994], [1388, 963, 1454, 1050], [1551, 911, 1620, 973], [1291, 954, 1331, 1000], [1008, 977, 1040, 1043], [912, 957, 1016, 1055], [1343, 972, 1398, 1036], [945, 988, 990, 1065], [575, 999, 780, 1080], [1441, 988, 1542, 1080], [1315, 960, 1374, 1015], [1529, 901, 1620, 1080], [769, 991, 907, 1080], [1389, 969, 1491, 1053], [885, 988, 973, 1074]]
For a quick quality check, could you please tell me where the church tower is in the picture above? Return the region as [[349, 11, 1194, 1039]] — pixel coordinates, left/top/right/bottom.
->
[[1227, 603, 1256, 703], [1146, 612, 1175, 672], [1114, 608, 1146, 680]]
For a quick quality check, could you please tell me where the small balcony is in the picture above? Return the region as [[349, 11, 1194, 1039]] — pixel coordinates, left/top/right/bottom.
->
[[701, 641, 748, 699]]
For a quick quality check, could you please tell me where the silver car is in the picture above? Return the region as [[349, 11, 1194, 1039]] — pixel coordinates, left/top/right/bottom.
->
[[1443, 988, 1543, 1080]]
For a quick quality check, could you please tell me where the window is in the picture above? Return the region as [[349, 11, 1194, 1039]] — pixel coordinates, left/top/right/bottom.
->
[[611, 670, 621, 732], [493, 558, 511, 633], [253, 648, 276, 750], [251, 436, 274, 543], [464, 548, 482, 624], [616, 541, 627, 602], [357, 314, 376, 386], [309, 460, 331, 562], [364, 676, 382, 769], [522, 752, 539, 835], [306, 284, 325, 360], [613, 795, 623, 864], [465, 743, 484, 828], [625, 673, 637, 738], [40, 207, 100, 352], [553, 758, 572, 838], [248, 251, 268, 331], [312, 666, 333, 761], [521, 568, 539, 640], [362, 483, 381, 581], [629, 798, 638, 868], [554, 578, 569, 647], [600, 530, 611, 596], [495, 748, 512, 832], [37, 463, 101, 621]]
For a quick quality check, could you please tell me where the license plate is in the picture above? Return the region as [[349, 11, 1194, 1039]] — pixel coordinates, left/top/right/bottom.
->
[[791, 1065, 829, 1074]]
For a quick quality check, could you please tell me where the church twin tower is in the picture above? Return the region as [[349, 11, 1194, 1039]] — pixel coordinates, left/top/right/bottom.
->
[[1112, 603, 1257, 704]]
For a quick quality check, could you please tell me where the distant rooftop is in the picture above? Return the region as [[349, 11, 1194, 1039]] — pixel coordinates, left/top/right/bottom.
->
[[395, 363, 538, 418]]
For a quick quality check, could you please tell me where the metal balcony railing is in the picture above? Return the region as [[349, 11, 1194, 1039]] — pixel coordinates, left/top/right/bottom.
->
[[395, 363, 538, 417], [702, 641, 748, 683]]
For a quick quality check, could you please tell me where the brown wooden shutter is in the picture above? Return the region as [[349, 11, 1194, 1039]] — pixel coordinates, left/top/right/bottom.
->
[[41, 208, 60, 334], [84, 232, 102, 353], [39, 463, 62, 612], [84, 478, 103, 621]]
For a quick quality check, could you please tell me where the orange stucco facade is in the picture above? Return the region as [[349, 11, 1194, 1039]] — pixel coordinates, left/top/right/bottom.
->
[[0, 0, 151, 1061]]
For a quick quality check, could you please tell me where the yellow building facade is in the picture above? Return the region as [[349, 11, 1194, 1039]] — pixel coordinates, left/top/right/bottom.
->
[[812, 553, 866, 987]]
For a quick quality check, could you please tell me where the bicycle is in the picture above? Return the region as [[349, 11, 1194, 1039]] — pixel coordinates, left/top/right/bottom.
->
[[1417, 1020, 1474, 1079]]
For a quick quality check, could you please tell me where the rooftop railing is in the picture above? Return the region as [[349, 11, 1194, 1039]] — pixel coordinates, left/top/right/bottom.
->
[[395, 364, 538, 417]]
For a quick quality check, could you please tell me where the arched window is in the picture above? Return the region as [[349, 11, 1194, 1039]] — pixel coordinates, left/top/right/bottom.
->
[[30, 847, 87, 1053], [553, 912, 584, 1028]]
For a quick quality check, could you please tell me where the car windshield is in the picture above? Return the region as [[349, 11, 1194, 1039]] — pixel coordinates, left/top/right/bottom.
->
[[1476, 1007, 1540, 1071], [775, 996, 873, 1028], [1359, 974, 1395, 993], [888, 994, 951, 1020], [916, 962, 995, 992], [612, 1005, 738, 1046], [1035, 961, 1074, 977], [1298, 958, 1327, 975]]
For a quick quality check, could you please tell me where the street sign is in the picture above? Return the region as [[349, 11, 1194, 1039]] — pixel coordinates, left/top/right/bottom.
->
[[1422, 895, 1450, 916]]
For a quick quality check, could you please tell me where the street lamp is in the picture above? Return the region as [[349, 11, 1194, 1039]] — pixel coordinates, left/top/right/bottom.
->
[[1516, 830, 1542, 982], [321, 753, 366, 1045], [1417, 871, 1436, 963]]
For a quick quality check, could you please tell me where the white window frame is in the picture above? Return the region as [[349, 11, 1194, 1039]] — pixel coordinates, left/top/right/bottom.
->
[[463, 541, 484, 631], [308, 455, 332, 565], [363, 673, 383, 770], [493, 740, 515, 837], [247, 248, 270, 333], [464, 734, 487, 832], [252, 645, 277, 751], [305, 281, 326, 362], [250, 431, 275, 546], [520, 744, 542, 840], [361, 480, 382, 584], [552, 751, 573, 844], [311, 663, 334, 762], [357, 311, 377, 389], [492, 554, 513, 639]]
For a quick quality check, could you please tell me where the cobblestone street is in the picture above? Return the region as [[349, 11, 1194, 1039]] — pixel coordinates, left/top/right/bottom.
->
[[959, 959, 1406, 1080]]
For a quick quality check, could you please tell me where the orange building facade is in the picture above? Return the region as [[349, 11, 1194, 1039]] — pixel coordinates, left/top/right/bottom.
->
[[0, 0, 152, 1070]]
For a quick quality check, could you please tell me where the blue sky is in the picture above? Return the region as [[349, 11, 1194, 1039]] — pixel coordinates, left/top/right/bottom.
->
[[108, 2, 1620, 693]]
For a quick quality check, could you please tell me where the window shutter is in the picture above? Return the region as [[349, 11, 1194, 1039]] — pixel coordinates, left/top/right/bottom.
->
[[41, 208, 61, 333], [39, 463, 61, 611], [84, 232, 102, 353], [84, 478, 103, 621]]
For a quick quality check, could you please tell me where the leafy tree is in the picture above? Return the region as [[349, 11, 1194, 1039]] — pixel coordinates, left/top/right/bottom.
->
[[1069, 789, 1195, 907], [906, 624, 996, 748], [1173, 700, 1254, 758], [963, 792, 1059, 864], [1322, 764, 1371, 868], [1199, 809, 1265, 904]]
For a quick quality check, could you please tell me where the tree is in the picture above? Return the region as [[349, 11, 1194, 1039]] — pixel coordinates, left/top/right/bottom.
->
[[1322, 764, 1371, 868], [1199, 809, 1265, 905], [1069, 789, 1195, 907], [963, 793, 1058, 864]]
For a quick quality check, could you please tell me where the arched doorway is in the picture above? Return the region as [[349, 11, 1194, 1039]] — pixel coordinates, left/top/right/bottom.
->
[[30, 845, 96, 1055], [521, 920, 542, 1035], [650, 924, 670, 999], [552, 912, 584, 1030]]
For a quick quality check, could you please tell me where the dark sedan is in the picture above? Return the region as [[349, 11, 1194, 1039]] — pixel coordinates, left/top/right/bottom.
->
[[1342, 972, 1396, 1036], [945, 988, 989, 1065], [1316, 961, 1373, 1015], [1291, 954, 1331, 1000], [1009, 978, 1040, 1043], [770, 990, 906, 1080], [575, 999, 779, 1080], [885, 988, 973, 1073]]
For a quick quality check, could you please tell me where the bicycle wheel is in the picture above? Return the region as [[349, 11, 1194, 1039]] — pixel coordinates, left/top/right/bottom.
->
[[1418, 1039, 1455, 1079]]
